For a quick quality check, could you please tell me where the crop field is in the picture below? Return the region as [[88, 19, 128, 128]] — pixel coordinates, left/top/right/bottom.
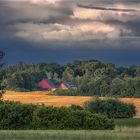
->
[[2, 91, 140, 139], [3, 91, 140, 118]]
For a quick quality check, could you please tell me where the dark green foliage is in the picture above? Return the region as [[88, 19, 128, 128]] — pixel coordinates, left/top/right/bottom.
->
[[0, 101, 114, 130], [32, 106, 114, 130], [0, 51, 5, 98], [2, 59, 140, 97], [53, 89, 76, 96], [0, 101, 35, 129], [85, 98, 136, 119], [69, 104, 83, 111], [5, 71, 47, 91]]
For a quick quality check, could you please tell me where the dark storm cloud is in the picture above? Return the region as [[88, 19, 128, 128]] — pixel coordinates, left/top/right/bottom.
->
[[1, 37, 140, 66], [0, 0, 140, 66], [78, 4, 138, 12]]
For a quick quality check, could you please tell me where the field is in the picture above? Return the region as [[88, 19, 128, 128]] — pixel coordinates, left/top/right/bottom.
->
[[0, 119, 139, 140], [3, 91, 140, 118], [0, 127, 140, 140], [2, 91, 140, 139], [0, 119, 139, 139]]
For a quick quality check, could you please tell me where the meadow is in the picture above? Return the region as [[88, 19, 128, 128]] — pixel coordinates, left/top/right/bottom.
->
[[0, 119, 140, 140], [0, 126, 140, 140]]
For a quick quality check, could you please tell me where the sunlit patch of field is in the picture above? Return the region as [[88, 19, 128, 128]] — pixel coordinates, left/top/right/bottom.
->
[[3, 91, 140, 118], [3, 91, 92, 107]]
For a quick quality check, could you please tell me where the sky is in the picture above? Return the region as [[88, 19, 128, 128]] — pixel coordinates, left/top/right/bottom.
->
[[0, 0, 140, 66]]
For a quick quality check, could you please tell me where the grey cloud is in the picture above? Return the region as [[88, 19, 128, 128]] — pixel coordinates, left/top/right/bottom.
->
[[0, 1, 74, 25], [77, 4, 138, 12], [0, 0, 140, 65]]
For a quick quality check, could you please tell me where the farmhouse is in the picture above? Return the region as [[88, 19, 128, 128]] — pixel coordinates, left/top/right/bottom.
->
[[59, 83, 70, 90], [60, 83, 77, 90]]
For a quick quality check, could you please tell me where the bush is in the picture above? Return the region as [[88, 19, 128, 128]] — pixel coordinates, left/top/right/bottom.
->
[[33, 106, 114, 130], [0, 101, 114, 130], [69, 104, 83, 111], [85, 98, 136, 119], [53, 89, 77, 96], [0, 101, 35, 129]]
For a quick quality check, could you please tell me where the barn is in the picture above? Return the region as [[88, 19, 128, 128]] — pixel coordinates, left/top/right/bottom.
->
[[38, 79, 56, 91]]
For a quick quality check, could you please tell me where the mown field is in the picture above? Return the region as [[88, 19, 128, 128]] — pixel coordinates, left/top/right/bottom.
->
[[0, 126, 140, 140], [3, 91, 140, 118]]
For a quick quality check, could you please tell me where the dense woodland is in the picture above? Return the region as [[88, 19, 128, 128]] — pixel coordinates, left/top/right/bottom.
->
[[0, 51, 140, 97]]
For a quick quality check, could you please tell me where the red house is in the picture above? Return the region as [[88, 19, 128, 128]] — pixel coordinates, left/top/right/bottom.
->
[[38, 79, 56, 91]]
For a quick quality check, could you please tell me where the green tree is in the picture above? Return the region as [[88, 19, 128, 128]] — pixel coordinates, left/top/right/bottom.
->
[[62, 67, 74, 82], [85, 98, 136, 118], [0, 51, 5, 99], [110, 78, 124, 97]]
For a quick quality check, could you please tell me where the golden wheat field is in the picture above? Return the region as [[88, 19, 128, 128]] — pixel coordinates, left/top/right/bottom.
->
[[3, 91, 140, 118]]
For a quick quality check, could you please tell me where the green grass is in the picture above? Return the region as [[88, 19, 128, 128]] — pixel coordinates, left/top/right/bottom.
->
[[0, 119, 140, 140], [115, 118, 140, 127], [0, 128, 139, 140]]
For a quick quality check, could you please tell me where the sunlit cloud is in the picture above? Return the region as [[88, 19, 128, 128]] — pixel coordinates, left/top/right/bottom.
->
[[30, 0, 63, 5], [0, 0, 139, 44]]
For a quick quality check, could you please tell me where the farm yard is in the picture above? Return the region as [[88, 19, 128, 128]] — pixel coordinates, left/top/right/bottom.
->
[[3, 91, 140, 118]]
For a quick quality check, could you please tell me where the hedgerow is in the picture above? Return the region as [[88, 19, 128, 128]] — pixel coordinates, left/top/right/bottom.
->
[[0, 101, 114, 130]]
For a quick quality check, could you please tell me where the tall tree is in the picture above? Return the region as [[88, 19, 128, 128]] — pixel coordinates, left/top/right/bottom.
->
[[0, 51, 5, 99]]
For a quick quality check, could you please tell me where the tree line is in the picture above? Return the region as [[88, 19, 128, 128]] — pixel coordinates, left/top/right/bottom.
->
[[0, 51, 140, 97]]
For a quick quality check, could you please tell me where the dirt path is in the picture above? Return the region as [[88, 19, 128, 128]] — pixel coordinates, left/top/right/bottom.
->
[[3, 91, 140, 118]]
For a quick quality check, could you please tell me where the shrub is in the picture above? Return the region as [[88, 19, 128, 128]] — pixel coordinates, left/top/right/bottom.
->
[[69, 104, 83, 111], [0, 101, 114, 130], [85, 98, 136, 119], [33, 106, 114, 130], [53, 89, 77, 96], [0, 101, 35, 129]]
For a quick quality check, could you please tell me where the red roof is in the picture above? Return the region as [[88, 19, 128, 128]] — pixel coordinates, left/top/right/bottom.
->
[[59, 83, 69, 90], [38, 79, 55, 90]]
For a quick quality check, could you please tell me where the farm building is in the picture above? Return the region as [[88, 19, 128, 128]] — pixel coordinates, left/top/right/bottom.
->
[[60, 83, 77, 90], [39, 79, 77, 91], [38, 79, 57, 91]]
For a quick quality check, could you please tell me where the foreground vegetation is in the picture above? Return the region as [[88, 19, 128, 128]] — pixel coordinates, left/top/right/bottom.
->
[[0, 101, 114, 130], [0, 127, 139, 140], [0, 118, 139, 140], [115, 118, 140, 127], [85, 98, 136, 118]]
